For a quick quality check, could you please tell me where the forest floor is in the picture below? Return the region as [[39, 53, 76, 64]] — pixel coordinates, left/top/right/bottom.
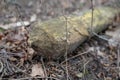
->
[[0, 0, 120, 80]]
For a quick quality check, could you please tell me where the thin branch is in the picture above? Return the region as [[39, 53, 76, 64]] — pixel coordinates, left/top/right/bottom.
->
[[90, 0, 94, 33], [64, 15, 69, 80], [90, 0, 110, 42], [0, 76, 59, 80], [14, 4, 26, 27], [61, 49, 91, 64], [41, 57, 48, 80], [83, 59, 92, 79], [117, 44, 120, 77]]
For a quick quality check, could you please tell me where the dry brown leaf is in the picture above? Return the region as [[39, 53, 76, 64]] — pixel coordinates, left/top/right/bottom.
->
[[27, 48, 34, 60], [30, 63, 45, 77]]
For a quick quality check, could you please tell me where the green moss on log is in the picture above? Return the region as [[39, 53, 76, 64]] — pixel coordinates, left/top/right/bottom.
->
[[29, 6, 119, 59]]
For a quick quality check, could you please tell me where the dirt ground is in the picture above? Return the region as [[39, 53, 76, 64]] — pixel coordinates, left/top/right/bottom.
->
[[0, 0, 120, 80]]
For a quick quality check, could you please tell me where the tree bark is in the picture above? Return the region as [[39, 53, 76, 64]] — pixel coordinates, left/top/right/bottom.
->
[[28, 6, 120, 59]]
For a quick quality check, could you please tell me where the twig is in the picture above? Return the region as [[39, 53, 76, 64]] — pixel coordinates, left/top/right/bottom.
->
[[0, 21, 30, 30], [83, 59, 92, 79], [0, 61, 3, 73], [41, 57, 48, 80], [0, 60, 4, 80], [90, 0, 110, 42], [90, 2, 120, 78], [117, 44, 120, 77], [90, 0, 94, 34], [14, 2, 26, 27], [61, 49, 91, 64], [0, 76, 59, 80], [0, 68, 5, 80], [64, 15, 69, 80]]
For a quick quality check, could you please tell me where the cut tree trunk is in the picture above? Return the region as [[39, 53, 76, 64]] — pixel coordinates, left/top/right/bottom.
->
[[29, 6, 120, 59]]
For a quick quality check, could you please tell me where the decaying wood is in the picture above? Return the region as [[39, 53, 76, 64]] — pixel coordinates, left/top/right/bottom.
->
[[29, 6, 120, 59]]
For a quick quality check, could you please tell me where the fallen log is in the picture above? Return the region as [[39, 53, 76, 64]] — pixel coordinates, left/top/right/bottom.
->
[[24, 7, 120, 59]]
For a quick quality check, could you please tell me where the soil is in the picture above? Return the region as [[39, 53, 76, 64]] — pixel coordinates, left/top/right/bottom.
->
[[0, 0, 120, 80]]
